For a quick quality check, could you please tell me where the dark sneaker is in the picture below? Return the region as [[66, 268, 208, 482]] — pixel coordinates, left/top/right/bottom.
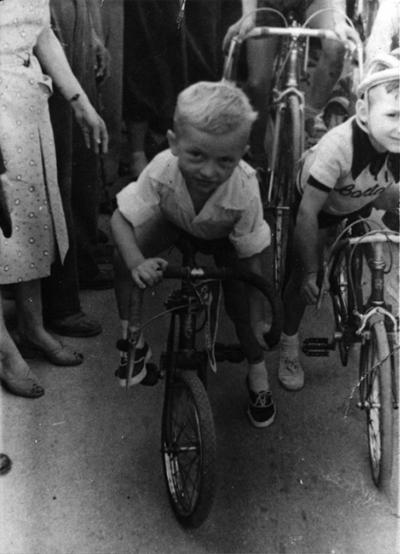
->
[[115, 342, 152, 387], [46, 311, 102, 338], [247, 386, 276, 428]]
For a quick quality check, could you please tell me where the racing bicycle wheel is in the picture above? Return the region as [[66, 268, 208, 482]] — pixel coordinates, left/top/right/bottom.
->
[[359, 320, 393, 488], [330, 246, 364, 366], [161, 371, 217, 527], [269, 93, 303, 294]]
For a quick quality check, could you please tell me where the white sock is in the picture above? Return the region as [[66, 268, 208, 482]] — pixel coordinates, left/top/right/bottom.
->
[[280, 332, 299, 360], [121, 320, 128, 339], [248, 360, 270, 392], [119, 321, 145, 362]]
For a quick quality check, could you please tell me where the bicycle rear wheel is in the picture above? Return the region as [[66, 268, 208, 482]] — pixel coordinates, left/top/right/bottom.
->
[[161, 371, 217, 527], [359, 321, 393, 488], [269, 94, 303, 293]]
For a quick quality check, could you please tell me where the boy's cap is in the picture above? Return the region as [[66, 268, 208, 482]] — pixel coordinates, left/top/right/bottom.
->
[[357, 50, 400, 98]]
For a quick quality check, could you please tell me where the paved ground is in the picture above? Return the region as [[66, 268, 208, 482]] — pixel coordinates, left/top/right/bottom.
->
[[0, 234, 399, 553]]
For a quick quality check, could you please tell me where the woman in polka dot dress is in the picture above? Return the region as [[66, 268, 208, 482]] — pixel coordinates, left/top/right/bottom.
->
[[0, 0, 108, 374]]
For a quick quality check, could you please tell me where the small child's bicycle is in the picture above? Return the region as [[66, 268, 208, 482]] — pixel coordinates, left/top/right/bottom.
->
[[125, 235, 282, 527], [303, 218, 399, 491]]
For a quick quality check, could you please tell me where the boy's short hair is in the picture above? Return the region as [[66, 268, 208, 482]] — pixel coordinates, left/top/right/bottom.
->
[[174, 81, 257, 135]]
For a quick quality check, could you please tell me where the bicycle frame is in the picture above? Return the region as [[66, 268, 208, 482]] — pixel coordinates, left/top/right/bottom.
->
[[162, 273, 210, 386], [339, 233, 399, 338], [267, 31, 306, 204]]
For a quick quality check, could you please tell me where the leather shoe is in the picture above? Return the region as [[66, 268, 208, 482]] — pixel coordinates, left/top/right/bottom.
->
[[80, 268, 113, 290], [18, 338, 83, 366], [1, 369, 45, 398], [46, 311, 102, 338]]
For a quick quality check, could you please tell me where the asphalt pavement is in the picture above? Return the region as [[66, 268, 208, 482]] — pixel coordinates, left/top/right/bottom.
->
[[0, 237, 399, 554]]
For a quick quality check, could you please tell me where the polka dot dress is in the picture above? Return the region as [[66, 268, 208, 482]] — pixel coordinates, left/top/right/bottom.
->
[[0, 0, 68, 284]]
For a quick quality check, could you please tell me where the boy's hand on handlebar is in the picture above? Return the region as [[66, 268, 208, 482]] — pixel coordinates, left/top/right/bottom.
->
[[300, 272, 320, 305], [131, 258, 168, 289], [222, 16, 254, 52], [334, 21, 360, 53]]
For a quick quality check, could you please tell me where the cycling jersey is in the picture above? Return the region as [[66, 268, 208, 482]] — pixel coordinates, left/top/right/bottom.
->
[[297, 117, 399, 216]]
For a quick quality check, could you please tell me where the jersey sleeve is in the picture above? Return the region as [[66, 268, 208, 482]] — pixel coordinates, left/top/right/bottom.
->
[[228, 176, 271, 258], [307, 127, 350, 192], [116, 165, 161, 227]]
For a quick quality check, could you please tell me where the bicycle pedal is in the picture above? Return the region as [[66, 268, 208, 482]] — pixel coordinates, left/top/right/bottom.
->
[[302, 337, 335, 356], [140, 363, 161, 387]]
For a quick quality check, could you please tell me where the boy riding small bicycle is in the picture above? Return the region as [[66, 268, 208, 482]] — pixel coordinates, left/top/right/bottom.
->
[[111, 81, 276, 428], [279, 50, 400, 391]]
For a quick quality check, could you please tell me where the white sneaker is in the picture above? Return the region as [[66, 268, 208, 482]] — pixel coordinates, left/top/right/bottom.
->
[[278, 356, 304, 391]]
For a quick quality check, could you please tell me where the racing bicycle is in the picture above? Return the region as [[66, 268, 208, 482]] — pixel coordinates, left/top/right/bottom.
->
[[303, 218, 399, 490], [223, 7, 361, 294]]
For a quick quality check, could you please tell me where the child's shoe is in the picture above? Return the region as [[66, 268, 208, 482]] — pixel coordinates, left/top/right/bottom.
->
[[278, 356, 304, 391], [115, 342, 152, 387], [246, 378, 276, 428]]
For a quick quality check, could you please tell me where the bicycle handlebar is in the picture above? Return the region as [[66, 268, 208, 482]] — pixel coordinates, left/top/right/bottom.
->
[[346, 233, 400, 246], [163, 265, 283, 348], [316, 231, 400, 311], [239, 26, 338, 42], [223, 18, 363, 81], [330, 231, 400, 257]]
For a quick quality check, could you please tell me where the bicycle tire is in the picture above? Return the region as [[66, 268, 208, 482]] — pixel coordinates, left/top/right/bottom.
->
[[359, 320, 393, 488], [161, 371, 217, 527], [330, 250, 352, 366], [270, 93, 303, 293]]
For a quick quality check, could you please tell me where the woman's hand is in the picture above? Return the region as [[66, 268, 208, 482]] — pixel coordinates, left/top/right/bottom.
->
[[131, 258, 168, 289], [0, 172, 13, 238], [92, 30, 111, 84], [71, 96, 109, 154]]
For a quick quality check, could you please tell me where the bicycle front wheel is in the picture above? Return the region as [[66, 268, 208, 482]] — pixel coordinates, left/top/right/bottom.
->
[[359, 321, 393, 488], [270, 94, 303, 293], [331, 249, 352, 366], [161, 371, 217, 527]]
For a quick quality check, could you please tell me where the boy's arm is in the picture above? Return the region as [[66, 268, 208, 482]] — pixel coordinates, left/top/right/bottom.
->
[[111, 210, 167, 289], [223, 0, 257, 51], [295, 185, 329, 304], [111, 210, 145, 271]]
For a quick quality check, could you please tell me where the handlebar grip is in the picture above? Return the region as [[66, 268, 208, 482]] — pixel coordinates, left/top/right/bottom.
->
[[163, 266, 189, 279]]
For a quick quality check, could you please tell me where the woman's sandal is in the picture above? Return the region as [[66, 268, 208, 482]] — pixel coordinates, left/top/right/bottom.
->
[[18, 338, 84, 366], [0, 453, 12, 475], [1, 369, 45, 398]]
